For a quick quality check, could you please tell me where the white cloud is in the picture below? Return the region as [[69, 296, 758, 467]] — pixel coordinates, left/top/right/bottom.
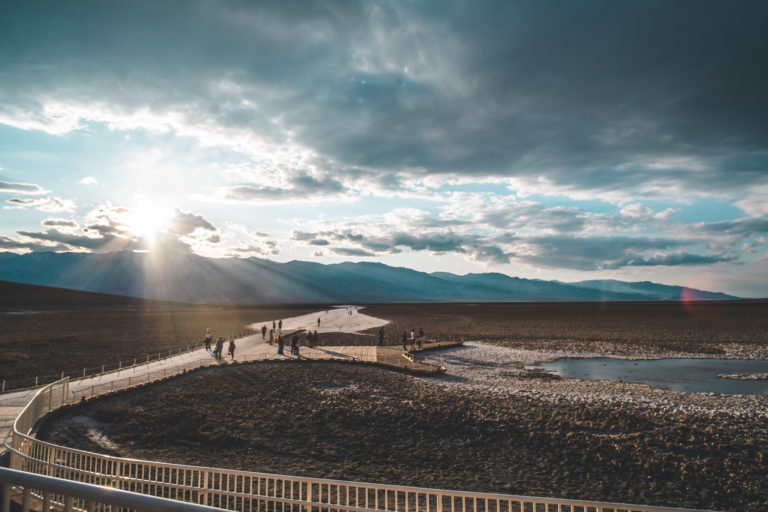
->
[[77, 176, 98, 185]]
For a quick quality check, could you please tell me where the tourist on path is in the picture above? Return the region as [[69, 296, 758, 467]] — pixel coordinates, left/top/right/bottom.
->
[[378, 327, 384, 346], [278, 319, 283, 330], [215, 337, 224, 360], [277, 335, 284, 355], [228, 339, 236, 360], [317, 317, 321, 327], [402, 331, 408, 351], [272, 320, 276, 330], [410, 329, 416, 351], [292, 334, 300, 356], [269, 329, 274, 345], [261, 325, 267, 340], [204, 328, 212, 351], [313, 330, 319, 347]]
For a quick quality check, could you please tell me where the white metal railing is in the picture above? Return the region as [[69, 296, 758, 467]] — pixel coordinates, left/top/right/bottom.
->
[[0, 466, 224, 512], [4, 382, 715, 512]]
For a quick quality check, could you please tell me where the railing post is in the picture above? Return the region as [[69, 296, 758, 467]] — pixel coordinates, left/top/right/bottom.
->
[[82, 368, 86, 378], [2, 482, 11, 512], [22, 487, 31, 512]]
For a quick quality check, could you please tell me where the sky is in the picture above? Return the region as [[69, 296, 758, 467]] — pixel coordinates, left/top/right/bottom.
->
[[0, 1, 767, 298]]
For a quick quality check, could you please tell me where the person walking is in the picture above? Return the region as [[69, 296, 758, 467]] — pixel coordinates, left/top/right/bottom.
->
[[277, 335, 284, 355], [378, 327, 384, 346], [228, 339, 236, 360], [317, 317, 321, 327], [261, 325, 267, 340], [402, 331, 408, 351], [215, 337, 224, 360], [313, 330, 319, 347], [204, 328, 212, 351], [278, 319, 283, 330], [410, 329, 416, 351], [269, 329, 274, 345]]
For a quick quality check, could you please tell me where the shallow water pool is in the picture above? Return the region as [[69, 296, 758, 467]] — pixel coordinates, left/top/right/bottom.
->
[[539, 358, 768, 395]]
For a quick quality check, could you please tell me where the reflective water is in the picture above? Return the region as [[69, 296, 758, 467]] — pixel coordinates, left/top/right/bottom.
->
[[540, 358, 768, 395]]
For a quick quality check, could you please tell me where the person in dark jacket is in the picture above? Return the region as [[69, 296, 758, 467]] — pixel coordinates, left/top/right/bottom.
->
[[228, 339, 236, 360], [277, 335, 284, 355], [215, 337, 224, 360]]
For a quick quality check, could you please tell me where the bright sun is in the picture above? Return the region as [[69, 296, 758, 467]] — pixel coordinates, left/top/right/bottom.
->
[[124, 202, 173, 243]]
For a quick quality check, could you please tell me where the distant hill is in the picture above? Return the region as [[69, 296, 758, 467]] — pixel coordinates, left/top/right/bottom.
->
[[570, 279, 736, 301], [0, 251, 740, 303], [0, 279, 166, 312]]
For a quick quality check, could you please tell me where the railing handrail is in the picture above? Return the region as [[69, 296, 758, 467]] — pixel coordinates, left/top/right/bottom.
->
[[0, 466, 225, 512], [4, 378, 717, 512]]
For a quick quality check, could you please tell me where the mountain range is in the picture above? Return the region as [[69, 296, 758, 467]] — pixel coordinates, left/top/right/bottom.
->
[[0, 251, 738, 303]]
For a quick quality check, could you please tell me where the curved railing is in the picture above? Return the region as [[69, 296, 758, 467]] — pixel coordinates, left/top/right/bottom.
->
[[4, 380, 712, 512]]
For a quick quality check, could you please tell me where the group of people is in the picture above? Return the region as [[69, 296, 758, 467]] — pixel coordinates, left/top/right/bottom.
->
[[275, 333, 301, 356], [306, 329, 320, 348], [204, 328, 236, 361], [205, 315, 427, 363], [402, 328, 425, 351]]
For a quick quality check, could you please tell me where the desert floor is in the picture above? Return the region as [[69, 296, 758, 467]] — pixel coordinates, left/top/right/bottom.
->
[[35, 301, 768, 512]]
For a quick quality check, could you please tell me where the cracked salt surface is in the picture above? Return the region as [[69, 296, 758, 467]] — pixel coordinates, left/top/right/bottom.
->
[[418, 342, 768, 420]]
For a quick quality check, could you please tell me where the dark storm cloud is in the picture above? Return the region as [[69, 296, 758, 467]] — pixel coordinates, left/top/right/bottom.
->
[[331, 247, 375, 257], [42, 218, 78, 228], [2, 1, 767, 200], [16, 229, 136, 251], [511, 235, 713, 271], [0, 181, 47, 194], [294, 227, 510, 264], [6, 197, 74, 212], [694, 217, 768, 238], [0, 234, 69, 252], [220, 172, 347, 202], [476, 203, 586, 233], [167, 209, 216, 236], [619, 252, 736, 268]]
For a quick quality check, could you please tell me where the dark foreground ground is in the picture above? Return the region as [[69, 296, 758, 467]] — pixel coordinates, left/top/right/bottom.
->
[[39, 362, 767, 512]]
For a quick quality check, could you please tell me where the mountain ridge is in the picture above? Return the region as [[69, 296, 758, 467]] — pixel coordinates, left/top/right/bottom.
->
[[0, 251, 739, 303]]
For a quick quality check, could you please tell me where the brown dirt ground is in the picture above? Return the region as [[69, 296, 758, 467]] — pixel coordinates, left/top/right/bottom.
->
[[5, 300, 768, 388], [354, 301, 768, 353], [38, 362, 767, 512]]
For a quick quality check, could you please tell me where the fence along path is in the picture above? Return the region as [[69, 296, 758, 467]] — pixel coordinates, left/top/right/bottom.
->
[[3, 379, 711, 512]]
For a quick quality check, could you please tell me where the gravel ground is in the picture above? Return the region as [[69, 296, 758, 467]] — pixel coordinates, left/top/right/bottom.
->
[[38, 343, 768, 512]]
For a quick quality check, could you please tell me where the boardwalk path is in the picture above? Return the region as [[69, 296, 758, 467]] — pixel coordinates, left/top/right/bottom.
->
[[0, 306, 390, 453]]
